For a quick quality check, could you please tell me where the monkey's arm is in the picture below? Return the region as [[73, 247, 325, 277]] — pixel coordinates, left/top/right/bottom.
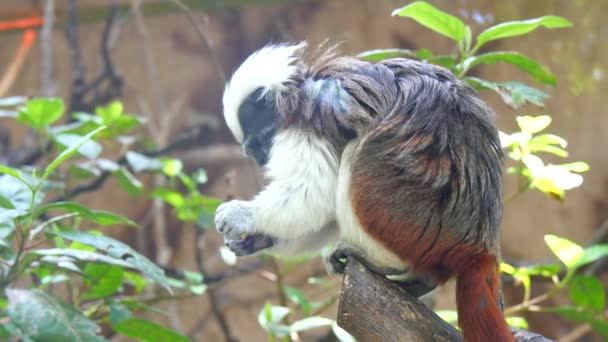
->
[[215, 131, 339, 256]]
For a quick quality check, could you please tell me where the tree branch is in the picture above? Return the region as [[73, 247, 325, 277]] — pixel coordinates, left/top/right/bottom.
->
[[337, 257, 553, 342]]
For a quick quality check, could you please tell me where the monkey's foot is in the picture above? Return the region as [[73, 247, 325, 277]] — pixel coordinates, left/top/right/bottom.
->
[[325, 243, 405, 276], [224, 233, 276, 256]]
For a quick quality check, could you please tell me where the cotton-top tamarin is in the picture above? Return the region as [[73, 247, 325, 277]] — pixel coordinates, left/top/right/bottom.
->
[[214, 42, 513, 342]]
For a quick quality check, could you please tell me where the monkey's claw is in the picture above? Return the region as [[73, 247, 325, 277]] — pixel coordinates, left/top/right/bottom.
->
[[224, 233, 276, 256]]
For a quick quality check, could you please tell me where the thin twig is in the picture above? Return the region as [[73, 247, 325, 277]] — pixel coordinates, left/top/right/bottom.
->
[[558, 323, 592, 342], [193, 229, 237, 342]]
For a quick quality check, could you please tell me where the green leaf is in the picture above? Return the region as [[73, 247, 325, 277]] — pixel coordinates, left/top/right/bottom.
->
[[151, 189, 185, 208], [115, 167, 144, 195], [112, 318, 190, 342], [42, 126, 106, 185], [474, 16, 572, 51], [576, 245, 608, 269], [465, 78, 549, 108], [17, 98, 65, 128], [530, 134, 567, 148], [54, 133, 103, 160], [435, 310, 458, 323], [392, 1, 466, 42], [6, 289, 106, 341], [83, 264, 124, 300], [0, 174, 42, 215], [356, 48, 416, 62], [124, 272, 149, 293], [464, 52, 556, 85], [591, 320, 608, 339], [544, 235, 584, 270], [109, 301, 133, 326], [162, 159, 183, 177], [258, 303, 291, 337], [96, 101, 123, 123], [33, 248, 134, 269], [516, 115, 552, 134], [290, 316, 333, 332], [0, 195, 14, 209], [126, 151, 163, 173], [569, 275, 605, 311], [506, 317, 529, 329], [54, 231, 172, 292], [554, 305, 594, 323], [0, 165, 32, 189], [284, 286, 312, 314], [557, 162, 590, 173], [33, 201, 136, 226]]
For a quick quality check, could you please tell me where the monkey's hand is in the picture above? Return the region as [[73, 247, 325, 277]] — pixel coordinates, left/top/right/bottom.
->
[[215, 200, 276, 256]]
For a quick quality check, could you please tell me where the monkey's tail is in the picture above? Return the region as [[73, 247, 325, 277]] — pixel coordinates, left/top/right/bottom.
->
[[456, 252, 514, 342]]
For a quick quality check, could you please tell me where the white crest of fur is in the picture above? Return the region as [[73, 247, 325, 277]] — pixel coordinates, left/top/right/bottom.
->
[[222, 42, 307, 143]]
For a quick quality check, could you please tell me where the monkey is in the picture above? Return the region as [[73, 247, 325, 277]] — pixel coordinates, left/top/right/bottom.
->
[[214, 42, 513, 342]]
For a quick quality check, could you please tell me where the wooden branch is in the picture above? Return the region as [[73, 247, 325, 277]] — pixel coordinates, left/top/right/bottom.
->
[[337, 258, 554, 342]]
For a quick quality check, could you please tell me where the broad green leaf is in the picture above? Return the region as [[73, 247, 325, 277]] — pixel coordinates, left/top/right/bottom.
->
[[162, 158, 183, 177], [83, 264, 124, 300], [42, 126, 106, 185], [435, 310, 458, 323], [109, 300, 133, 326], [528, 144, 568, 158], [357, 49, 416, 62], [54, 133, 103, 160], [69, 162, 101, 179], [290, 316, 333, 332], [97, 158, 120, 172], [6, 289, 106, 341], [17, 98, 65, 128], [513, 264, 562, 278], [464, 52, 556, 85], [516, 115, 552, 134], [569, 275, 605, 311], [33, 201, 136, 226], [474, 16, 572, 51], [284, 286, 312, 314], [112, 318, 190, 342], [55, 231, 171, 292], [124, 272, 149, 294], [506, 317, 528, 329], [115, 167, 143, 195], [544, 235, 584, 270], [392, 1, 467, 42], [332, 322, 356, 342], [126, 151, 163, 173]]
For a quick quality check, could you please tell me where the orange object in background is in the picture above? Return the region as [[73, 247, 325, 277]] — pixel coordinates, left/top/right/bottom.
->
[[0, 29, 38, 97], [0, 16, 43, 32]]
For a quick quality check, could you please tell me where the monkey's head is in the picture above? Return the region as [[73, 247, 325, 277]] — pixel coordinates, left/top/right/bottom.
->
[[222, 42, 307, 165]]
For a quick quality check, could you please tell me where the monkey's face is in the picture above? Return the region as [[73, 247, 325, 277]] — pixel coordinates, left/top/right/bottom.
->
[[236, 89, 278, 165], [222, 43, 306, 165]]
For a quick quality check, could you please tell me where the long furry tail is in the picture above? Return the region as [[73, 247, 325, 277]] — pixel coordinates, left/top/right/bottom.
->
[[456, 253, 514, 342]]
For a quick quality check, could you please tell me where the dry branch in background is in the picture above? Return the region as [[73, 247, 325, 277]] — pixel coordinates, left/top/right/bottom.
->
[[338, 258, 553, 342]]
